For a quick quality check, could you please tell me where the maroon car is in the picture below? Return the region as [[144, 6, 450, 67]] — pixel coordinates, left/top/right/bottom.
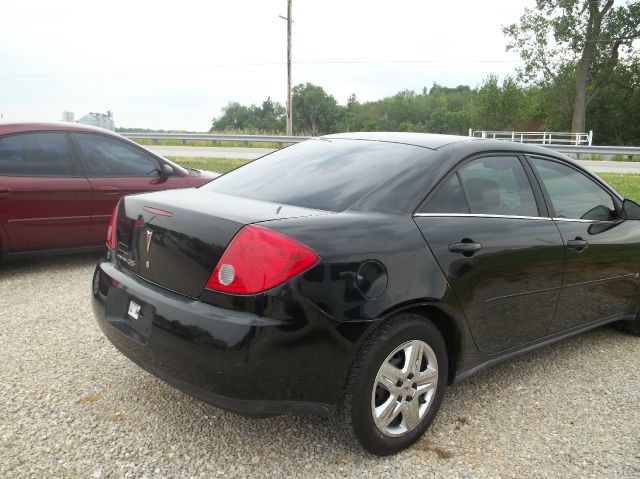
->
[[0, 122, 217, 258]]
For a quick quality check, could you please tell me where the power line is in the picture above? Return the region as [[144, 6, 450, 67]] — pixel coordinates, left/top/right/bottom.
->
[[301, 59, 520, 64], [0, 59, 522, 80]]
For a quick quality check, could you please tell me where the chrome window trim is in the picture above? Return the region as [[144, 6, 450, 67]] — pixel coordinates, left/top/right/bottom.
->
[[413, 213, 552, 221], [412, 213, 620, 224], [551, 217, 618, 224]]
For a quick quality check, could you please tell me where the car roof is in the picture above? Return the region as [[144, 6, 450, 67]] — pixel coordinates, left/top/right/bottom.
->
[[320, 132, 578, 159], [0, 121, 119, 137], [321, 131, 474, 150], [336, 133, 597, 214]]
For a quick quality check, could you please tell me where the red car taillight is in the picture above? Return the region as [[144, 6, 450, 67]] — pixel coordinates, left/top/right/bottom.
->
[[106, 202, 120, 250], [205, 225, 319, 295]]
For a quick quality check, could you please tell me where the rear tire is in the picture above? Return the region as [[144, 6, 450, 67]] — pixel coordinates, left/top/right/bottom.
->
[[333, 313, 448, 456]]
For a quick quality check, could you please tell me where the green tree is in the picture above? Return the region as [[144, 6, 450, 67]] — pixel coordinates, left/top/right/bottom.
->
[[336, 93, 359, 132], [211, 102, 252, 131], [587, 62, 640, 144], [471, 75, 503, 129], [504, 0, 640, 133], [211, 98, 285, 133], [254, 97, 286, 132], [468, 75, 528, 131], [292, 83, 340, 135]]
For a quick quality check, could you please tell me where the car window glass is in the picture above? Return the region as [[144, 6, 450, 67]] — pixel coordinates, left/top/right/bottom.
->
[[0, 132, 74, 176], [458, 156, 538, 216], [75, 134, 160, 177], [531, 158, 615, 221], [203, 139, 429, 212], [420, 174, 469, 214]]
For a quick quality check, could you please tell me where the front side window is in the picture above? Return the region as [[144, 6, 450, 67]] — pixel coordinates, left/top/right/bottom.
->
[[74, 133, 160, 177], [458, 156, 538, 217], [0, 132, 74, 176], [531, 158, 616, 221]]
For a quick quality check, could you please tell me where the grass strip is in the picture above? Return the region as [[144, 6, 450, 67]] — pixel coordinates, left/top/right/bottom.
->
[[598, 173, 640, 202]]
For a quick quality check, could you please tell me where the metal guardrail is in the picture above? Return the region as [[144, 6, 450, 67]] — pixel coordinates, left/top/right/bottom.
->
[[544, 145, 640, 157], [121, 132, 639, 157], [122, 132, 309, 146], [470, 130, 593, 146]]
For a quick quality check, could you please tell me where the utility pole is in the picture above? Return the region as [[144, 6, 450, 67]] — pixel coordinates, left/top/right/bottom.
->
[[280, 0, 293, 135]]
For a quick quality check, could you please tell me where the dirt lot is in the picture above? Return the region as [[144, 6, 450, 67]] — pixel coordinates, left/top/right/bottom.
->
[[1, 253, 638, 478]]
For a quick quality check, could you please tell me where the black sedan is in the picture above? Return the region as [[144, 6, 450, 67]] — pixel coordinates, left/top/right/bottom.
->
[[92, 132, 640, 455]]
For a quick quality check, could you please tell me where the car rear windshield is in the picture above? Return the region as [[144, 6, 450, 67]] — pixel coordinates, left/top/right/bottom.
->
[[202, 139, 428, 211]]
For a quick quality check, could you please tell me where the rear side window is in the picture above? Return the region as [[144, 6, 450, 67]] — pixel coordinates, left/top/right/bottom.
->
[[420, 174, 468, 214], [74, 133, 160, 177], [419, 156, 539, 217], [458, 156, 538, 217], [203, 139, 428, 212], [0, 132, 74, 176]]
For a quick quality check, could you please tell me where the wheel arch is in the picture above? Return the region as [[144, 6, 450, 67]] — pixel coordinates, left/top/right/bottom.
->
[[353, 301, 467, 385], [395, 304, 463, 384]]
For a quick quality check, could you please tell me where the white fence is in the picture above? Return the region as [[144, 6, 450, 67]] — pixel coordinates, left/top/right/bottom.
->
[[469, 130, 593, 146]]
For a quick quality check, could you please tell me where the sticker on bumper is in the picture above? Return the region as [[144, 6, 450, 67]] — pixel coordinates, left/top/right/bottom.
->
[[127, 301, 142, 320]]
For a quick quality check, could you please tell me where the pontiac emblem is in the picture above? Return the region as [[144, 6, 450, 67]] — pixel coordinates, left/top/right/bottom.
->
[[145, 230, 153, 254]]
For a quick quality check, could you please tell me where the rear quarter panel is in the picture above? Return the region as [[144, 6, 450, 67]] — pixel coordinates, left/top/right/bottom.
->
[[260, 212, 479, 377], [264, 212, 452, 320]]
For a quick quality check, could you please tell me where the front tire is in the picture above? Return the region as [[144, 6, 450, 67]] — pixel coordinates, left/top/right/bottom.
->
[[333, 313, 448, 455]]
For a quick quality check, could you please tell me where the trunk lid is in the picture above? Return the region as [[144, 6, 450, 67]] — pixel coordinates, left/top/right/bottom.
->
[[114, 189, 329, 297]]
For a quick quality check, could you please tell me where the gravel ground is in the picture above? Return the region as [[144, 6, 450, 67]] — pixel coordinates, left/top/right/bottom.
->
[[1, 253, 639, 478]]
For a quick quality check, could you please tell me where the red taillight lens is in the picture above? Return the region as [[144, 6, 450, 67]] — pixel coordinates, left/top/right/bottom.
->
[[106, 202, 120, 249], [205, 225, 319, 295]]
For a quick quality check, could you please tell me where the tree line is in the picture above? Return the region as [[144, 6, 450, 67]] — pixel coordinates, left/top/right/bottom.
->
[[210, 67, 639, 145], [211, 1, 640, 145]]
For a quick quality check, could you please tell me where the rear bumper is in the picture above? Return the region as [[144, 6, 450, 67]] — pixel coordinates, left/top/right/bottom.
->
[[92, 258, 369, 417]]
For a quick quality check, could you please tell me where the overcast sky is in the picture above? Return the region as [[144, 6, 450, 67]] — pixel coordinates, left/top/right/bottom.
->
[[0, 0, 535, 130]]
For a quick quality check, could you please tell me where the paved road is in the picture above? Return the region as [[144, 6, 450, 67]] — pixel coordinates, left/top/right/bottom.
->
[[149, 146, 640, 174], [149, 145, 274, 160], [576, 160, 640, 174]]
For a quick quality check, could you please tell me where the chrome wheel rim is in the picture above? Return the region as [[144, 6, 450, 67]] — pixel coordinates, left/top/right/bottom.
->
[[371, 339, 438, 437]]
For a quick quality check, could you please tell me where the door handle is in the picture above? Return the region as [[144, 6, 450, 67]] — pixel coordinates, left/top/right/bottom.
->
[[0, 187, 10, 199], [98, 186, 122, 195], [567, 237, 589, 251], [448, 240, 482, 255]]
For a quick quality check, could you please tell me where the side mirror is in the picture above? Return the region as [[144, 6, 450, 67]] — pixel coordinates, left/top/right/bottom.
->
[[160, 164, 174, 179], [621, 199, 640, 220]]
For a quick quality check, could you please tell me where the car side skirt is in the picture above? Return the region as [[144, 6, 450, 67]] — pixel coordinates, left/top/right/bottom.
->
[[454, 312, 634, 384]]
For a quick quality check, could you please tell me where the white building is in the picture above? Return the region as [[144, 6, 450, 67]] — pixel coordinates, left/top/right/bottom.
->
[[77, 111, 115, 131]]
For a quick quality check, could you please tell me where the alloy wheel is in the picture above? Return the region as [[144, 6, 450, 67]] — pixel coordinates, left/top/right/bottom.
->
[[370, 339, 438, 437]]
